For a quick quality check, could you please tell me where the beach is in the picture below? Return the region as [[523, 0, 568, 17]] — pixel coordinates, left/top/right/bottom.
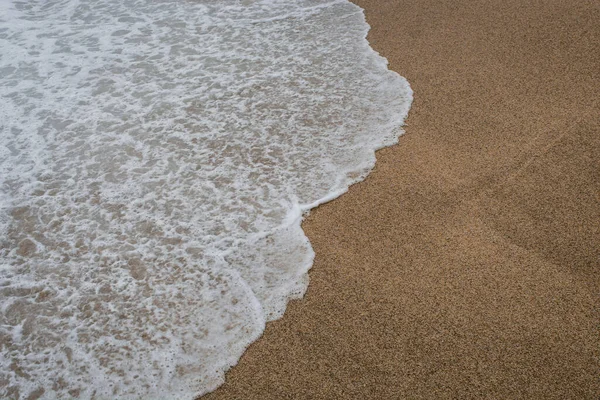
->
[[205, 0, 600, 398]]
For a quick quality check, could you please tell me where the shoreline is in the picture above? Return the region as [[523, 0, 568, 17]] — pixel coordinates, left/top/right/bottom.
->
[[205, 0, 600, 398]]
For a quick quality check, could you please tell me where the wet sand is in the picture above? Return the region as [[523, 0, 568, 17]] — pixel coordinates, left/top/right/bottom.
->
[[205, 0, 600, 398]]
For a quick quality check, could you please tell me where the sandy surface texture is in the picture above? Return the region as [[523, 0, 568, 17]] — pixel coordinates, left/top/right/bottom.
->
[[205, 0, 600, 398]]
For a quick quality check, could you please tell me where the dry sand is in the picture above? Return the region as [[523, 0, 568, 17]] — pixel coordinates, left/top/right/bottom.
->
[[205, 0, 600, 398]]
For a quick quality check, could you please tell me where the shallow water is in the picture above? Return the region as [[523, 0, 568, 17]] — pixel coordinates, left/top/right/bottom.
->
[[0, 0, 411, 398]]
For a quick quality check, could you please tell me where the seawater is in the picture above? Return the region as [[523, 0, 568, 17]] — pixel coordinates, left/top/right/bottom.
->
[[0, 0, 411, 398]]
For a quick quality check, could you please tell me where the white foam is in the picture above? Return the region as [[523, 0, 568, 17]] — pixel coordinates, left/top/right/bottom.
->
[[0, 0, 412, 398]]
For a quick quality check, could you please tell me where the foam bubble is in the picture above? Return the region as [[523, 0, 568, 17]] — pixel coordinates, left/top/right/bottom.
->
[[0, 0, 411, 398]]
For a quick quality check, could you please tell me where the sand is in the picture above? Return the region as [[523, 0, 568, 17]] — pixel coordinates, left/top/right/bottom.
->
[[204, 0, 600, 398]]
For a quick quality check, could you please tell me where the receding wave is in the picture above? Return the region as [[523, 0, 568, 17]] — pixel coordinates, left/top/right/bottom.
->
[[0, 0, 411, 398]]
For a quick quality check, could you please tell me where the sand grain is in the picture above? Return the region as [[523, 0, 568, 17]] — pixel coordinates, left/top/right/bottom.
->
[[205, 0, 600, 398]]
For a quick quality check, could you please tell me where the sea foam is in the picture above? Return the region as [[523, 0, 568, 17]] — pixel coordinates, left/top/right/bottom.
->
[[0, 0, 412, 398]]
